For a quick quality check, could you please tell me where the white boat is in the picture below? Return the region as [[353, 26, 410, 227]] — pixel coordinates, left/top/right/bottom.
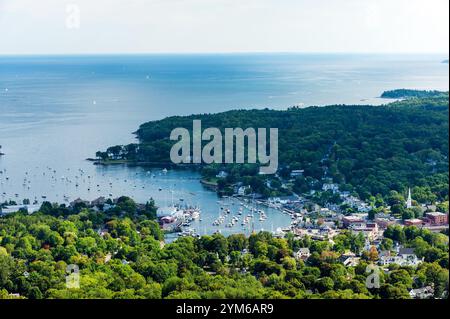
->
[[191, 211, 200, 220]]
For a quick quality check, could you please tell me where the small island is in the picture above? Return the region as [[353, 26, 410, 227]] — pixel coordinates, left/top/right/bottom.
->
[[380, 89, 447, 99]]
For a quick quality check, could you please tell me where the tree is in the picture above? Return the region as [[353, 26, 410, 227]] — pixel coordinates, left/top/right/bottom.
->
[[367, 246, 379, 262], [253, 242, 269, 258], [379, 284, 410, 299], [402, 209, 414, 220], [139, 220, 163, 241], [392, 204, 405, 216], [389, 269, 413, 289], [95, 151, 108, 161], [227, 234, 247, 252], [281, 257, 296, 270], [28, 287, 43, 299], [116, 196, 137, 215], [142, 199, 158, 219], [424, 263, 449, 298], [0, 255, 15, 289], [315, 277, 334, 293], [380, 238, 394, 251]]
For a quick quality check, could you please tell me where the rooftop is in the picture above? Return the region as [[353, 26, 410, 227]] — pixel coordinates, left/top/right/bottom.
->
[[399, 248, 415, 255], [405, 218, 423, 223], [426, 212, 446, 217]]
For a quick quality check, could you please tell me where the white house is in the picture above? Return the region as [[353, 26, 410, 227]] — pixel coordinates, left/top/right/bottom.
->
[[237, 186, 250, 196], [294, 248, 311, 261], [350, 222, 380, 241], [290, 170, 304, 178], [0, 204, 40, 216], [216, 171, 228, 178], [342, 256, 361, 267], [409, 286, 434, 299], [322, 183, 339, 193], [379, 248, 423, 267]]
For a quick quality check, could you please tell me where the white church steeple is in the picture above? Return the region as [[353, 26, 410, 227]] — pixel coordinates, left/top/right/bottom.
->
[[406, 188, 412, 208]]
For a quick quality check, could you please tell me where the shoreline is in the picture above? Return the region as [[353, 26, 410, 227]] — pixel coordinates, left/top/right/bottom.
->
[[88, 158, 196, 169], [199, 178, 218, 188]]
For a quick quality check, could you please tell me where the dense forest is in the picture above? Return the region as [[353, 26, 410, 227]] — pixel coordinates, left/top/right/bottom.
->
[[97, 92, 449, 202], [0, 198, 448, 299]]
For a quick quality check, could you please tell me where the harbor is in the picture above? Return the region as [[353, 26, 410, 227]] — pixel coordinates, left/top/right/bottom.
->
[[0, 164, 293, 240], [160, 194, 297, 242]]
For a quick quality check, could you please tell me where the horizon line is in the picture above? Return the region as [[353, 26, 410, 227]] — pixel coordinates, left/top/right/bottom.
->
[[0, 51, 448, 57]]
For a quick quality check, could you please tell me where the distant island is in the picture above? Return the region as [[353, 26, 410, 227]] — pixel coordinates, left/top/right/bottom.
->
[[442, 59, 449, 64], [380, 89, 448, 99]]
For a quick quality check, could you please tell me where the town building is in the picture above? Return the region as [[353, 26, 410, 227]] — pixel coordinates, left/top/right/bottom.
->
[[404, 219, 423, 227], [290, 170, 304, 178], [374, 217, 396, 229], [0, 204, 40, 216], [342, 196, 371, 212], [409, 286, 434, 299], [342, 256, 361, 267], [237, 186, 250, 196], [294, 227, 339, 241], [350, 222, 380, 241], [322, 183, 339, 193], [342, 215, 365, 228], [216, 171, 228, 178], [91, 196, 106, 207], [425, 212, 448, 225], [379, 248, 423, 267], [294, 248, 311, 261], [70, 198, 90, 207]]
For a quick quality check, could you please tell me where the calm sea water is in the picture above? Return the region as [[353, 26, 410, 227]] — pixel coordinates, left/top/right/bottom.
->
[[0, 53, 448, 236]]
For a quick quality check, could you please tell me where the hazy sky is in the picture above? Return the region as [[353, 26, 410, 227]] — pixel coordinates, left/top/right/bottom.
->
[[0, 0, 448, 54]]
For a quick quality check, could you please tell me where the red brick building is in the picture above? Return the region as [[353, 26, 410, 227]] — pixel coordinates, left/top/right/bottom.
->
[[404, 219, 423, 227], [425, 212, 448, 225]]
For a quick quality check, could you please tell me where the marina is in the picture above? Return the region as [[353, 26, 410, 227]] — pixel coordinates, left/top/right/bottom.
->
[[159, 194, 307, 242], [0, 164, 293, 240]]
